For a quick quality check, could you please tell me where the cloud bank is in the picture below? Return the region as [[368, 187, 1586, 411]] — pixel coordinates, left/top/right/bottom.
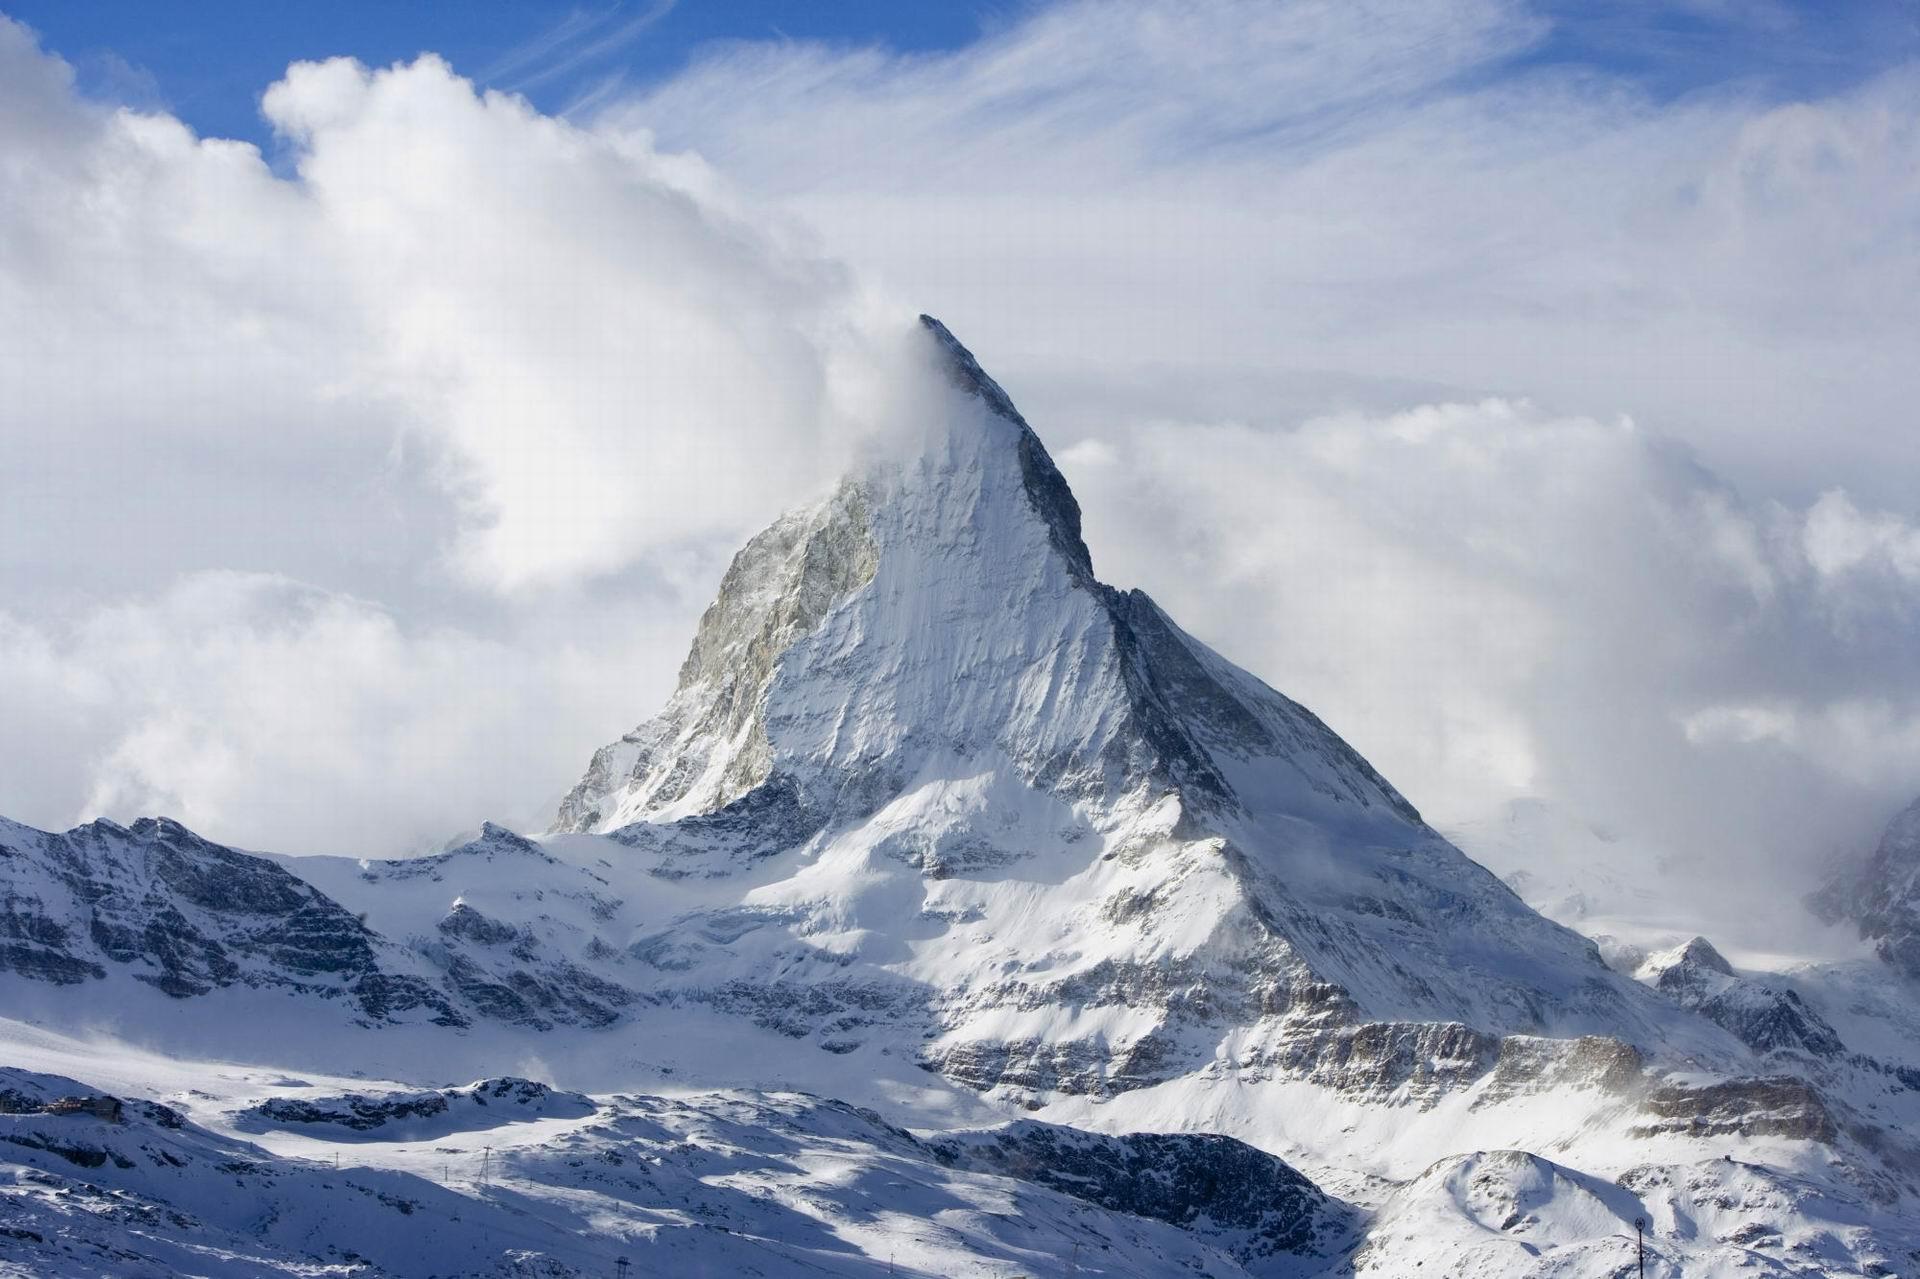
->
[[1056, 404, 1920, 947], [2, 4, 1918, 950]]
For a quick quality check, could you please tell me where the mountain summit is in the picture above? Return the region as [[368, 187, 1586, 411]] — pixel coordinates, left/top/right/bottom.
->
[[549, 315, 1684, 1098], [557, 313, 1420, 838]]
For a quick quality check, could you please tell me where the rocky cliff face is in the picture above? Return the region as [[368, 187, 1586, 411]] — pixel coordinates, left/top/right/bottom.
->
[[0, 817, 640, 1032], [930, 1120, 1357, 1266], [0, 815, 460, 1024]]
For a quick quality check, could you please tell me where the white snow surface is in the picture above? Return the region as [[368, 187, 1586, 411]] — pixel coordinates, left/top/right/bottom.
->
[[4, 317, 1920, 1276]]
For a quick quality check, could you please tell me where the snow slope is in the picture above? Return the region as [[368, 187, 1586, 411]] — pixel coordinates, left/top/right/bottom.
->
[[1, 1055, 1350, 1279]]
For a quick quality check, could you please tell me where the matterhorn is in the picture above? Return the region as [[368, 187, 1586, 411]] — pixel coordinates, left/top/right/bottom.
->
[[2, 317, 1917, 1277]]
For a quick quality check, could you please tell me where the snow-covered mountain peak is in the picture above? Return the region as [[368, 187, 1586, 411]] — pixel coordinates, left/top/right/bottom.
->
[[1639, 935, 1737, 987], [2, 317, 1729, 1087], [533, 317, 1714, 1088], [918, 312, 1096, 579], [555, 316, 1420, 845]]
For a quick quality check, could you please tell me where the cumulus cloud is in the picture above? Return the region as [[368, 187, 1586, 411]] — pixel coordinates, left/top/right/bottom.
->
[[6, 574, 535, 853], [0, 16, 903, 605], [1803, 490, 1920, 584], [1057, 402, 1920, 947], [0, 568, 721, 855], [0, 16, 901, 849], [258, 52, 869, 589]]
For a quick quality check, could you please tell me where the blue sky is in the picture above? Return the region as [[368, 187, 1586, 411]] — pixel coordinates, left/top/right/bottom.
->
[[3, 1, 1006, 144], [8, 0, 1917, 150]]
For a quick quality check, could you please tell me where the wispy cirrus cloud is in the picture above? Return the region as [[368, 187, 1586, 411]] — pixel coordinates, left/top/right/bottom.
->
[[481, 0, 678, 94], [605, 0, 1920, 508]]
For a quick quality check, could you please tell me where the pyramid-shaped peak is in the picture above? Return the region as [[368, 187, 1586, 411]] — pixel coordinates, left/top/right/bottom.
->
[[918, 314, 1030, 429], [1670, 935, 1735, 977], [558, 308, 1437, 849], [916, 314, 1093, 581]]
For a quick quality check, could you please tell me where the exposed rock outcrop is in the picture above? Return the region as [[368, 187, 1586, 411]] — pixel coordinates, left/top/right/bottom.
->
[[931, 1119, 1356, 1265], [235, 1077, 596, 1138], [0, 816, 460, 1025]]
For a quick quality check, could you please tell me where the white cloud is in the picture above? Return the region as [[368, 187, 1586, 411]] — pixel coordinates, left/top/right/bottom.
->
[[1682, 704, 1798, 748], [1802, 489, 1920, 582], [0, 20, 887, 607], [0, 18, 902, 848], [611, 0, 1920, 510], [258, 52, 872, 590], [0, 571, 699, 856], [1055, 399, 1920, 932]]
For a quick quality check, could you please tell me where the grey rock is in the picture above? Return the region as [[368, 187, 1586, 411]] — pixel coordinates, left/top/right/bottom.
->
[[236, 1077, 595, 1137], [930, 1119, 1355, 1265], [0, 816, 463, 1026]]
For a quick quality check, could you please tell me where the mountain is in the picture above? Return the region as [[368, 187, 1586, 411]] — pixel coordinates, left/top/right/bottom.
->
[[1817, 793, 1920, 981], [1634, 936, 1843, 1059], [4, 316, 1920, 1276], [550, 315, 1692, 1096], [0, 814, 463, 1022]]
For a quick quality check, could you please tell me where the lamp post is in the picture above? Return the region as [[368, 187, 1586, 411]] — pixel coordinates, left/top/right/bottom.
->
[[1634, 1215, 1646, 1278]]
